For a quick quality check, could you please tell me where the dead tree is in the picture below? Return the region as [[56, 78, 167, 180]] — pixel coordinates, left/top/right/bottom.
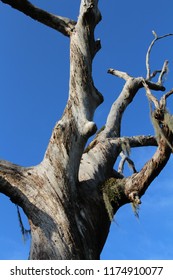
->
[[0, 0, 173, 260]]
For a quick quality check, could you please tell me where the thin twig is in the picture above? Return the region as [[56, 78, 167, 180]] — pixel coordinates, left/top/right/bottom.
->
[[158, 60, 169, 85], [146, 31, 173, 80], [126, 158, 137, 173], [150, 70, 162, 79], [164, 88, 173, 99], [160, 88, 173, 108], [118, 152, 137, 175], [118, 152, 127, 174]]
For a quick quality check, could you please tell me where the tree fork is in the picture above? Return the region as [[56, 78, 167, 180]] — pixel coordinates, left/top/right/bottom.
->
[[1, 1, 173, 260]]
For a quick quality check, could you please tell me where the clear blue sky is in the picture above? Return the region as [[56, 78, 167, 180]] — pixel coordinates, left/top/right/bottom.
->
[[0, 0, 173, 260]]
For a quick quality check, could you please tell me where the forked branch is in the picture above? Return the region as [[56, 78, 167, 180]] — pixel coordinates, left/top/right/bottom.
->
[[124, 82, 173, 203], [104, 67, 166, 140], [118, 152, 137, 175], [146, 31, 173, 80], [95, 32, 173, 210]]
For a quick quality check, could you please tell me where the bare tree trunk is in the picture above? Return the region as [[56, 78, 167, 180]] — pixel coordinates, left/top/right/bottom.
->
[[1, 0, 173, 259]]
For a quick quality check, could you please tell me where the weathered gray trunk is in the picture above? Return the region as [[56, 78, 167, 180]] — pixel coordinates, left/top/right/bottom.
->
[[1, 0, 173, 260], [22, 163, 110, 260]]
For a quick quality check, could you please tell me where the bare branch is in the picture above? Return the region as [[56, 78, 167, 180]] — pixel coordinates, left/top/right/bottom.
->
[[145, 80, 165, 91], [125, 132, 172, 202], [160, 88, 173, 108], [158, 60, 169, 85], [146, 31, 173, 80], [110, 135, 157, 148], [108, 68, 132, 81], [103, 68, 165, 140], [142, 80, 160, 108], [102, 77, 143, 138], [118, 153, 128, 175], [118, 152, 137, 175], [0, 160, 30, 204], [123, 80, 173, 203], [164, 88, 173, 99], [0, 0, 76, 36], [150, 70, 162, 79], [146, 31, 158, 79], [143, 79, 173, 112], [126, 157, 137, 173]]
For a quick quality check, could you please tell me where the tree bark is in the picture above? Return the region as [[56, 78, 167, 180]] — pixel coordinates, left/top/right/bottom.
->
[[0, 0, 173, 259]]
